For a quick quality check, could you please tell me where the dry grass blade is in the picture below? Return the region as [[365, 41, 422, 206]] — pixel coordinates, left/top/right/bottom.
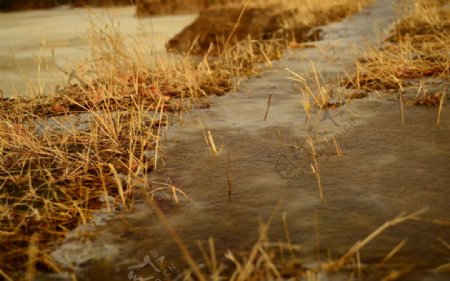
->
[[307, 137, 324, 201], [333, 137, 344, 157], [147, 181, 189, 204], [399, 92, 405, 126], [378, 238, 408, 266], [208, 238, 221, 280], [227, 152, 233, 199], [282, 212, 296, 260], [435, 263, 450, 273], [380, 264, 415, 281], [108, 163, 126, 209], [264, 92, 272, 121], [436, 91, 446, 128], [147, 199, 207, 281], [25, 233, 39, 281], [223, 0, 251, 52], [0, 270, 13, 281], [200, 118, 219, 155], [321, 209, 427, 271]]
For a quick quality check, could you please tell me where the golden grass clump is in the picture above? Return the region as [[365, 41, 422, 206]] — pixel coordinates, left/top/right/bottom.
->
[[345, 0, 449, 92], [0, 100, 162, 279]]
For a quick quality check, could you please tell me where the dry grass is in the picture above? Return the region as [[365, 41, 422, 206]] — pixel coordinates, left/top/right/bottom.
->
[[167, 208, 429, 281], [0, 95, 161, 278], [0, 0, 373, 278], [345, 0, 449, 92], [342, 0, 449, 129]]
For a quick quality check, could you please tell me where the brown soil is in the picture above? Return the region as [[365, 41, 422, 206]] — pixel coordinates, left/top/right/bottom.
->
[[72, 0, 134, 7], [0, 0, 132, 12], [135, 0, 234, 17], [166, 2, 364, 54], [0, 0, 69, 11]]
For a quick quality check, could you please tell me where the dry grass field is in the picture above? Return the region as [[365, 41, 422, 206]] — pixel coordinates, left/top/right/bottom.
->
[[1, 0, 448, 280]]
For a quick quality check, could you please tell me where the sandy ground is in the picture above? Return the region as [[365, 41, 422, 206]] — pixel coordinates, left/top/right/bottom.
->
[[0, 6, 196, 97], [36, 0, 450, 280]]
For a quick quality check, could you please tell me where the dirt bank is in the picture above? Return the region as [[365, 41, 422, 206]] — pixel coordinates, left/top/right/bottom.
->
[[135, 0, 234, 17], [72, 0, 134, 7], [0, 0, 226, 13], [0, 0, 69, 11], [167, 0, 368, 54], [0, 0, 132, 12]]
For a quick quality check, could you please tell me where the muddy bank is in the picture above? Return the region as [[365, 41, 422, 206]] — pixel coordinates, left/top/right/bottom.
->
[[72, 0, 133, 7], [0, 0, 228, 14], [0, 0, 67, 11], [135, 0, 234, 17], [0, 0, 132, 12], [167, 1, 368, 54]]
